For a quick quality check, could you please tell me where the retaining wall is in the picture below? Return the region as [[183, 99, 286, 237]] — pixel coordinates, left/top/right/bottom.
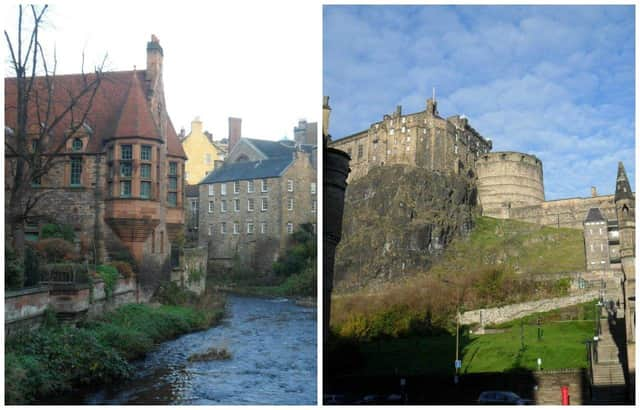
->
[[461, 291, 600, 326]]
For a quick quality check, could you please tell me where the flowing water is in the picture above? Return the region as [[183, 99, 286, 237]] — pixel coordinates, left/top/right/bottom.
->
[[59, 295, 317, 405]]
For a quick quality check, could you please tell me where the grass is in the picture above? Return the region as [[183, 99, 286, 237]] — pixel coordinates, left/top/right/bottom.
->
[[331, 302, 597, 377], [209, 265, 317, 298]]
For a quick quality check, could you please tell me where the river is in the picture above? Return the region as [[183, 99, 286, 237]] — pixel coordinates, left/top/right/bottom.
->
[[55, 295, 317, 405]]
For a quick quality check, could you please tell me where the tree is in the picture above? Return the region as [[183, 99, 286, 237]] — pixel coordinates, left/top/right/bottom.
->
[[4, 5, 106, 258]]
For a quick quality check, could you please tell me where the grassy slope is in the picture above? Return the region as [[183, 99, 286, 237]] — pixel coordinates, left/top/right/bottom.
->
[[430, 216, 585, 277]]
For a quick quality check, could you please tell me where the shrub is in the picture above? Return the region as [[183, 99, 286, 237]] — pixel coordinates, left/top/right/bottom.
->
[[111, 261, 134, 279], [279, 266, 316, 296], [34, 238, 76, 263], [5, 242, 24, 290], [154, 281, 198, 306], [40, 223, 75, 243], [96, 265, 119, 298]]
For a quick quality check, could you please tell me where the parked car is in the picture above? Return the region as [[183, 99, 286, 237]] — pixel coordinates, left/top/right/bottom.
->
[[477, 391, 533, 405]]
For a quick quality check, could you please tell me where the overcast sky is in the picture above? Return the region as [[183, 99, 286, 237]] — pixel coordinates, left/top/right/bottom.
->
[[3, 2, 320, 142], [324, 5, 635, 200]]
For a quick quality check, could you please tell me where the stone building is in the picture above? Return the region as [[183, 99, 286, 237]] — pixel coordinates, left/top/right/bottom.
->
[[329, 98, 492, 182], [294, 119, 318, 145], [181, 117, 227, 185], [198, 137, 317, 273], [583, 208, 612, 271], [4, 35, 186, 271]]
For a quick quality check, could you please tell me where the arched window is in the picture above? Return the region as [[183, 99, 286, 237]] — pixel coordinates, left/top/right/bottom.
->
[[72, 138, 83, 151]]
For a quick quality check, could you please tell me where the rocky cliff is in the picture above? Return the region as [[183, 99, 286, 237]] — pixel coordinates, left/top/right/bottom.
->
[[334, 165, 478, 292]]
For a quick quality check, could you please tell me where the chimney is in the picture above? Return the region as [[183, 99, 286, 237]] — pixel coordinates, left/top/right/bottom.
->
[[191, 116, 203, 136], [426, 98, 437, 116], [323, 96, 331, 139], [228, 117, 242, 152], [591, 186, 598, 197], [146, 34, 163, 86]]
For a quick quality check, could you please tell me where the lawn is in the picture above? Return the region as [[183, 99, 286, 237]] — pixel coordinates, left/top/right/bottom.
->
[[349, 319, 595, 376]]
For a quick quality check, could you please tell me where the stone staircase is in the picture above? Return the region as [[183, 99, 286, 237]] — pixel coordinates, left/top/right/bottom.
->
[[590, 311, 628, 403]]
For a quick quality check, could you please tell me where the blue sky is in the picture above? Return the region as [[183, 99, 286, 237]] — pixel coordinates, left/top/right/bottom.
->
[[323, 5, 635, 200]]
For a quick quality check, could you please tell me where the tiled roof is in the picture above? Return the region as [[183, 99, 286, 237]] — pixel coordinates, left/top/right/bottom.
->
[[585, 208, 605, 223], [5, 69, 185, 158], [615, 161, 633, 201], [199, 157, 292, 185], [113, 72, 158, 140]]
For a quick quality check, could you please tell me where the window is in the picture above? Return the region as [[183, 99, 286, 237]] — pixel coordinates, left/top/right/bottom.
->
[[208, 224, 213, 236], [169, 177, 178, 191], [390, 129, 395, 135], [221, 183, 227, 195], [205, 153, 212, 165], [247, 223, 254, 234], [234, 181, 240, 194], [121, 144, 132, 160], [120, 180, 131, 198], [311, 182, 316, 195], [247, 180, 255, 193], [248, 198, 255, 212], [141, 145, 151, 161], [233, 222, 239, 235], [234, 198, 240, 212], [261, 222, 267, 234], [140, 164, 151, 179], [140, 181, 151, 199], [208, 200, 214, 213], [208, 184, 215, 196], [169, 162, 177, 176], [70, 157, 82, 186], [357, 144, 363, 159], [220, 222, 226, 234], [72, 138, 83, 151], [261, 198, 268, 211], [191, 199, 198, 211], [168, 161, 178, 206], [167, 192, 177, 206], [221, 200, 227, 212], [401, 126, 406, 133], [261, 179, 268, 192], [120, 162, 132, 177], [287, 222, 293, 234], [287, 198, 294, 211], [454, 145, 459, 154], [287, 179, 294, 192], [312, 199, 317, 213]]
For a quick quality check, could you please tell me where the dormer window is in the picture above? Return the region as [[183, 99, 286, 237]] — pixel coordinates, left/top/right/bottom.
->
[[72, 138, 83, 152]]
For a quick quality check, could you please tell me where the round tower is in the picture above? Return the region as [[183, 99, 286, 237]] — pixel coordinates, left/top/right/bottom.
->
[[476, 151, 545, 218]]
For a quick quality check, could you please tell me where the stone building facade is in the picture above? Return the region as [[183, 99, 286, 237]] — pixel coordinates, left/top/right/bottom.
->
[[198, 138, 317, 273], [583, 208, 612, 271], [330, 98, 492, 182], [4, 36, 186, 274]]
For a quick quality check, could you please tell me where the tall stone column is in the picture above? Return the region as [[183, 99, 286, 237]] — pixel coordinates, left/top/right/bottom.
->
[[322, 96, 351, 342]]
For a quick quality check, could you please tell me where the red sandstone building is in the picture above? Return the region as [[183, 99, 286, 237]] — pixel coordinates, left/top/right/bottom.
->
[[4, 36, 186, 273]]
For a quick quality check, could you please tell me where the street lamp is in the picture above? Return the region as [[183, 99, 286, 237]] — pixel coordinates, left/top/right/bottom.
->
[[441, 277, 465, 384]]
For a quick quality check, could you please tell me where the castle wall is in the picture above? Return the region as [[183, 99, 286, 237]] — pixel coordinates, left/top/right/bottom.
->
[[507, 195, 616, 230], [476, 152, 545, 217], [330, 100, 491, 183]]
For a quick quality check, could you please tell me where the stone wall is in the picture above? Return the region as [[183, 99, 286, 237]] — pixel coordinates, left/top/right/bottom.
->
[[460, 291, 600, 326], [5, 286, 51, 335], [5, 278, 138, 334], [534, 370, 586, 405], [170, 247, 207, 295]]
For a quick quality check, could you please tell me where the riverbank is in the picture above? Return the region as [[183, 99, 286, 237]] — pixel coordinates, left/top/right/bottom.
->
[[210, 285, 317, 307], [5, 288, 226, 404]]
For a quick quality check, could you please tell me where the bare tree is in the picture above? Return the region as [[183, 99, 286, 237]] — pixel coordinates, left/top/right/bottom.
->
[[4, 5, 105, 257]]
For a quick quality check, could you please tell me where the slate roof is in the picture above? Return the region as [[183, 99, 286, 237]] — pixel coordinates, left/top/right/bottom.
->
[[5, 69, 186, 159], [585, 208, 605, 223], [615, 161, 634, 201], [199, 158, 292, 185], [185, 184, 199, 198]]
